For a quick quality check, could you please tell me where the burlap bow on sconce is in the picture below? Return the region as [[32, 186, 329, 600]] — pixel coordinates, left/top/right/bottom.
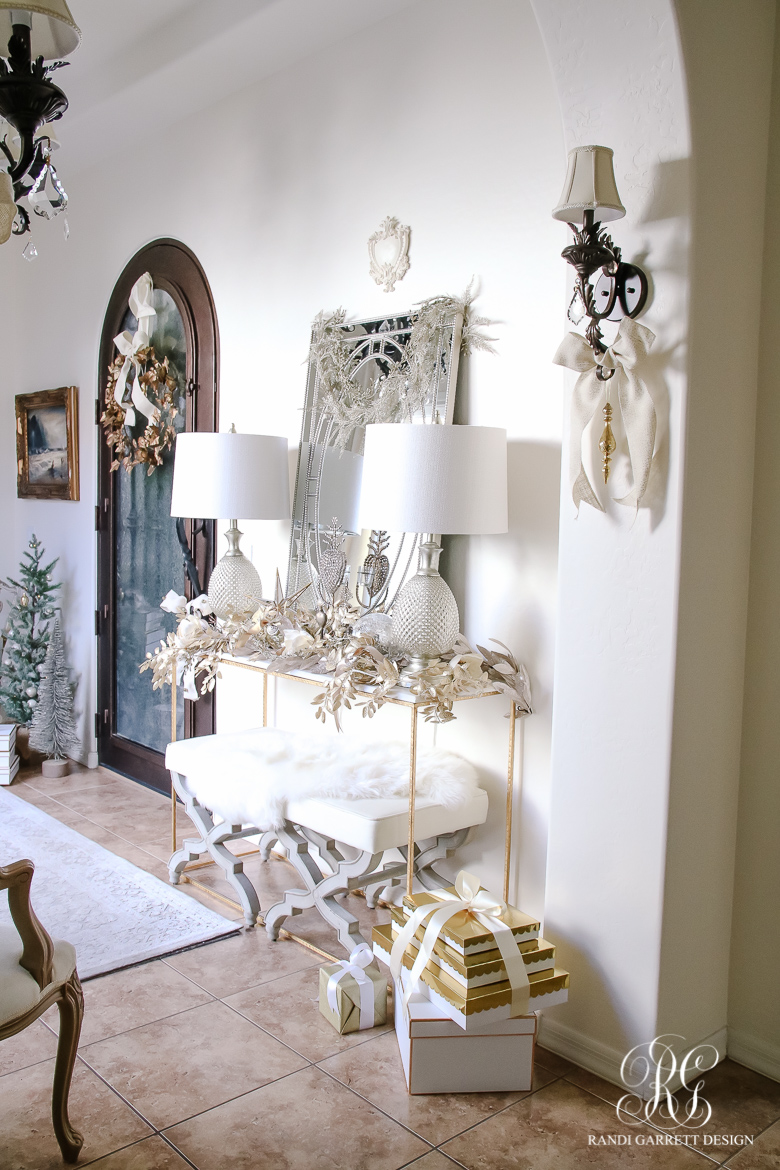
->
[[553, 318, 656, 513]]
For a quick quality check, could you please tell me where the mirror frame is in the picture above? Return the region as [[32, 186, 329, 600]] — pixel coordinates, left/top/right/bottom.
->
[[287, 304, 464, 613]]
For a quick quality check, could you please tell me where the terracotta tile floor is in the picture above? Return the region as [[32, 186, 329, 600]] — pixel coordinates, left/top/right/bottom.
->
[[2, 762, 780, 1168]]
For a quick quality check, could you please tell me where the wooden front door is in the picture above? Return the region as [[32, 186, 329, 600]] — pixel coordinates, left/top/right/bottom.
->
[[96, 240, 219, 791]]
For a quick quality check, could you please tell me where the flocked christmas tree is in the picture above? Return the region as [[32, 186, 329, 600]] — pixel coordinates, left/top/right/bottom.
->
[[0, 535, 60, 724], [29, 618, 77, 760]]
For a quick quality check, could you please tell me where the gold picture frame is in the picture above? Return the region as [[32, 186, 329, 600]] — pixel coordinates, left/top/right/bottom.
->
[[15, 386, 80, 501]]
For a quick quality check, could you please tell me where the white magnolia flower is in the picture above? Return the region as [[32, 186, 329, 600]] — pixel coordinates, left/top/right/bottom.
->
[[160, 589, 187, 614], [187, 594, 212, 617], [283, 628, 315, 655], [449, 652, 484, 682], [175, 616, 209, 649]]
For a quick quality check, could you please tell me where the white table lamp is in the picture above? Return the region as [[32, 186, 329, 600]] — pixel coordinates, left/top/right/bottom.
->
[[358, 424, 507, 679], [171, 429, 290, 619]]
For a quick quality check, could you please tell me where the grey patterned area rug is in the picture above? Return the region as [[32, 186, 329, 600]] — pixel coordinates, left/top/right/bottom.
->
[[0, 788, 237, 978]]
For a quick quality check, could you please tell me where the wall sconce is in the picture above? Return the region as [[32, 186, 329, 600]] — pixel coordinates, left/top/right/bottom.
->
[[553, 145, 648, 360], [0, 1, 80, 247]]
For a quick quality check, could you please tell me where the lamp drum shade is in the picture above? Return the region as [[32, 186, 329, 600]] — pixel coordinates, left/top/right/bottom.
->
[[170, 432, 290, 521], [358, 424, 507, 535], [552, 145, 626, 224], [0, 2, 81, 58]]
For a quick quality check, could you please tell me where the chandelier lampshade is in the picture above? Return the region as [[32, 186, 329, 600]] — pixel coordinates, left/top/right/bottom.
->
[[0, 2, 80, 59]]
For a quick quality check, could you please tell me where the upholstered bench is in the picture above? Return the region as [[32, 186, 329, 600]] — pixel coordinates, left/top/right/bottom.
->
[[165, 727, 488, 952]]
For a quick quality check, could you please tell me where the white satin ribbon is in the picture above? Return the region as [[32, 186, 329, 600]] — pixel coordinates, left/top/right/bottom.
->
[[553, 318, 656, 513], [326, 943, 376, 1029], [389, 870, 530, 1022], [112, 272, 159, 429]]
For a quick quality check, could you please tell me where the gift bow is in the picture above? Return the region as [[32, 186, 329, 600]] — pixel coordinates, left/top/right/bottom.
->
[[326, 943, 376, 1029], [112, 272, 159, 429], [389, 870, 530, 1022], [553, 318, 656, 513]]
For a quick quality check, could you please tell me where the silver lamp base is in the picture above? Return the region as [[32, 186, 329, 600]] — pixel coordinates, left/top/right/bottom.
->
[[207, 521, 263, 620], [391, 540, 459, 687]]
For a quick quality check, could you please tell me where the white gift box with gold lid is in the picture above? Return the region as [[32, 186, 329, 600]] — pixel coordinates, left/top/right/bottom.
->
[[390, 963, 537, 1094], [397, 886, 540, 958], [389, 908, 556, 988], [374, 923, 569, 1031]]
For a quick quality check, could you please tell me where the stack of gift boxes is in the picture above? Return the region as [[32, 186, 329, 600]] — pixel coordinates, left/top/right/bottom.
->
[[371, 881, 570, 1094], [0, 724, 19, 787]]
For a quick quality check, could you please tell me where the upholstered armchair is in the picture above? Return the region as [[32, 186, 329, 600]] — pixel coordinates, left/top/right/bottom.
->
[[0, 859, 84, 1163]]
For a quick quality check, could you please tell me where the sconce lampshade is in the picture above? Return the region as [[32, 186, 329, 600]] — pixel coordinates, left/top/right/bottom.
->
[[170, 431, 290, 521], [0, 170, 16, 244], [0, 1, 81, 59], [552, 145, 626, 224], [358, 423, 508, 535]]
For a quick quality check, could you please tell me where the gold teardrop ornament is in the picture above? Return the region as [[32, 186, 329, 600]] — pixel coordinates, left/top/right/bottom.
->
[[599, 402, 616, 484]]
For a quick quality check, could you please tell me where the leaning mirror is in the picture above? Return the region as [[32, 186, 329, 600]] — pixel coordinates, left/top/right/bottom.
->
[[287, 300, 464, 615]]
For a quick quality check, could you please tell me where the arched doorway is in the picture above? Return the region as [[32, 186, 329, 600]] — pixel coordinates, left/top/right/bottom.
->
[[96, 239, 219, 791]]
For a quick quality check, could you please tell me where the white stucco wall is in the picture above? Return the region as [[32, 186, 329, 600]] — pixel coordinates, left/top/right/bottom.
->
[[728, 4, 780, 1084], [0, 0, 565, 915]]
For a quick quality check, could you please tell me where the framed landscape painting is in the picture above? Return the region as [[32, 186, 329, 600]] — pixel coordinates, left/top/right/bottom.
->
[[16, 386, 80, 501]]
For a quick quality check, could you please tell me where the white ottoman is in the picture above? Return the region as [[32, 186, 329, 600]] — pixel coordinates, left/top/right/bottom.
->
[[166, 728, 488, 950]]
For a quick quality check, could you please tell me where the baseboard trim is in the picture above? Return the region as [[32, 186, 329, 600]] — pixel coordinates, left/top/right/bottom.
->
[[728, 1028, 780, 1083], [537, 1015, 627, 1090], [538, 1016, 728, 1098]]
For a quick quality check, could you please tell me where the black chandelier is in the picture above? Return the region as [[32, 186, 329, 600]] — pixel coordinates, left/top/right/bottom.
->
[[0, 2, 80, 250]]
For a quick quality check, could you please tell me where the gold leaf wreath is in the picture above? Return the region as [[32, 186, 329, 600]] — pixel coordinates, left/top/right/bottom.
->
[[100, 347, 179, 475]]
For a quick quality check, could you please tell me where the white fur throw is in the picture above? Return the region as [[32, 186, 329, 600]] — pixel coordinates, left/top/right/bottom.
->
[[165, 727, 479, 831]]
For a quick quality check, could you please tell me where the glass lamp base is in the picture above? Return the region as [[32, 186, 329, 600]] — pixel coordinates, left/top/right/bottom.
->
[[207, 524, 263, 619], [391, 542, 459, 686]]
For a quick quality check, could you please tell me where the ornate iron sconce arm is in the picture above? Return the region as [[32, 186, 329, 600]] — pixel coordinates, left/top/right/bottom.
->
[[561, 208, 648, 358]]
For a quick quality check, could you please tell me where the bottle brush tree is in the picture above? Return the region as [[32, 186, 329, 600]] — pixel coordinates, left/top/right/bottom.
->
[[29, 617, 77, 761], [0, 535, 60, 724]]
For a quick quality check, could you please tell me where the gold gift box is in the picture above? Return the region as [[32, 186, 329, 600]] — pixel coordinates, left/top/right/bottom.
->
[[389, 910, 556, 988], [399, 887, 540, 957], [374, 923, 569, 1019], [318, 960, 387, 1035]]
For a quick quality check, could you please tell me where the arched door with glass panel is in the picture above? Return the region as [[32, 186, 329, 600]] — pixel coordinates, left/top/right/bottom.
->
[[97, 240, 219, 791]]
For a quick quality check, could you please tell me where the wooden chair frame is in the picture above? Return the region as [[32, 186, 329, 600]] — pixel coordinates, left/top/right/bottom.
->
[[0, 860, 84, 1163]]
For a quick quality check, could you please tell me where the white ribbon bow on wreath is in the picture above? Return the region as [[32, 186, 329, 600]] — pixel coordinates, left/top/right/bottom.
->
[[113, 272, 160, 429], [326, 943, 377, 1029], [389, 870, 530, 1021], [553, 318, 656, 513]]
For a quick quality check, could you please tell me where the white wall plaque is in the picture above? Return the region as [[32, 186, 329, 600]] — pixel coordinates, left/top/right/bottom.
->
[[368, 215, 411, 293]]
